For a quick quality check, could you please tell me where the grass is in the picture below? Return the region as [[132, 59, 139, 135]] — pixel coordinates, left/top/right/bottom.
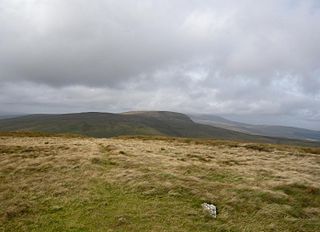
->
[[0, 133, 319, 231], [117, 135, 320, 154], [0, 131, 87, 138], [2, 112, 320, 147], [2, 182, 214, 232]]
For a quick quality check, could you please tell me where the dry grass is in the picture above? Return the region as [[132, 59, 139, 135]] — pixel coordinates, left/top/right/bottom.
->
[[0, 134, 319, 231]]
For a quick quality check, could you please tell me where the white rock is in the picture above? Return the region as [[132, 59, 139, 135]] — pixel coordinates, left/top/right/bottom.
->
[[201, 203, 217, 218]]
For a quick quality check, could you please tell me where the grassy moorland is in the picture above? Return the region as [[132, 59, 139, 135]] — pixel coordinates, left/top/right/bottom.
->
[[1, 112, 319, 147], [0, 133, 319, 231]]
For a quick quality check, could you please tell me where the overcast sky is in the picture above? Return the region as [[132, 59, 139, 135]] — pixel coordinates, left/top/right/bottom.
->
[[0, 0, 319, 129]]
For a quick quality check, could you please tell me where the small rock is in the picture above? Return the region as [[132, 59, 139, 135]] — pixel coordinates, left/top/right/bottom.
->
[[202, 203, 217, 218]]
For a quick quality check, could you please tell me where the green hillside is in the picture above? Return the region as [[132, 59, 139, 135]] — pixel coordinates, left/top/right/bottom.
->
[[0, 111, 319, 146]]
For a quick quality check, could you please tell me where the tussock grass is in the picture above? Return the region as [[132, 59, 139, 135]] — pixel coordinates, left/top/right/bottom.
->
[[117, 135, 320, 154], [0, 135, 319, 231]]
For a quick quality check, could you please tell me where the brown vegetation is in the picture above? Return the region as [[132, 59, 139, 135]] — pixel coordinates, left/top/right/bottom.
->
[[0, 133, 319, 231]]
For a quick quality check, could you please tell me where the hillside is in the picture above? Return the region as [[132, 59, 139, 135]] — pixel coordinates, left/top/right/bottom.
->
[[1, 133, 319, 231], [191, 114, 320, 141], [0, 111, 319, 147], [0, 115, 23, 120], [0, 111, 246, 139]]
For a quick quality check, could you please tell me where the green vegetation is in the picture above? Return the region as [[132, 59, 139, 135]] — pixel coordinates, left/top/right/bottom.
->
[[1, 133, 319, 231], [0, 111, 319, 147]]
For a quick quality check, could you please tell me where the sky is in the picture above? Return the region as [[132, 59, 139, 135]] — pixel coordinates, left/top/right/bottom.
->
[[0, 0, 320, 130]]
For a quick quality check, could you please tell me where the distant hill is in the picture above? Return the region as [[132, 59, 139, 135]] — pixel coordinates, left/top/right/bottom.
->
[[0, 111, 319, 146], [0, 114, 24, 120], [190, 114, 320, 141]]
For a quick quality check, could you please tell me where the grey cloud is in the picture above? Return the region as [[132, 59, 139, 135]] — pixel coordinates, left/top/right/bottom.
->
[[0, 0, 319, 129]]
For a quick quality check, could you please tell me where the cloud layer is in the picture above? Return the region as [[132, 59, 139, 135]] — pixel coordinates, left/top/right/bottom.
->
[[0, 0, 319, 129]]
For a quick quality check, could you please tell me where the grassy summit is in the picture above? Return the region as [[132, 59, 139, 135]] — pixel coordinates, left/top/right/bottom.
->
[[1, 133, 319, 231]]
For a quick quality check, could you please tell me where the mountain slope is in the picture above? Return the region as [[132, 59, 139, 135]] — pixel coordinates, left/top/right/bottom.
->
[[0, 111, 251, 139], [0, 111, 319, 146], [190, 114, 320, 141], [0, 114, 23, 120]]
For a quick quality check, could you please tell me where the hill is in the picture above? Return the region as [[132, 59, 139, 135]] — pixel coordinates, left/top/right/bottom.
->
[[0, 111, 319, 147], [0, 114, 23, 120], [190, 114, 320, 141], [1, 133, 319, 231]]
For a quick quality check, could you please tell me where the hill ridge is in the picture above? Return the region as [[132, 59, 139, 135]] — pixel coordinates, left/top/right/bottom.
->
[[0, 111, 319, 147], [190, 114, 320, 141]]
